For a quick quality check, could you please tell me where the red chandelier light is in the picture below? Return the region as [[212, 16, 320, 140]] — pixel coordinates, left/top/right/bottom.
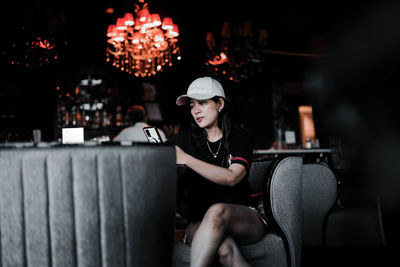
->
[[106, 1, 181, 77]]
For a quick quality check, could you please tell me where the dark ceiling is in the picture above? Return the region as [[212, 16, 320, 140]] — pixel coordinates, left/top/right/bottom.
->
[[3, 0, 399, 73], [0, 0, 357, 69]]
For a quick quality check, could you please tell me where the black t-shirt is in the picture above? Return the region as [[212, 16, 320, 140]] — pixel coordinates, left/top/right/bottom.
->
[[168, 127, 254, 222]]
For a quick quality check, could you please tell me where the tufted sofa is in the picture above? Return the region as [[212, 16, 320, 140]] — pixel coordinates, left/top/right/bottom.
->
[[0, 144, 177, 267]]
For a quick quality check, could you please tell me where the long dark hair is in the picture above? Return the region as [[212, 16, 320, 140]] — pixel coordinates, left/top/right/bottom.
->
[[191, 96, 232, 167]]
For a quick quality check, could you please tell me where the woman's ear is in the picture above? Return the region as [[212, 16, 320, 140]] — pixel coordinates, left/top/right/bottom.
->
[[218, 98, 225, 111]]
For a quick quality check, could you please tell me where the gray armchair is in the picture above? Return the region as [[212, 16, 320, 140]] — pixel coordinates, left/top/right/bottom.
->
[[172, 156, 303, 267], [301, 162, 386, 248], [0, 145, 177, 267], [302, 163, 337, 247], [301, 162, 387, 266]]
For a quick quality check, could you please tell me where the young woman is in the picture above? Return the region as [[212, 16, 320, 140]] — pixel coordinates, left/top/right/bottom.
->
[[168, 77, 267, 267]]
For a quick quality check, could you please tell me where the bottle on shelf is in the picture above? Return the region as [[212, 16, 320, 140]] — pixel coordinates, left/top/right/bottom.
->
[[102, 111, 112, 128], [92, 111, 101, 128], [114, 105, 123, 127], [305, 137, 312, 149], [75, 106, 83, 126], [64, 111, 70, 127]]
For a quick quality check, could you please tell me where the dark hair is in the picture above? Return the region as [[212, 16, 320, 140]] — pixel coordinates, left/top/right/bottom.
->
[[127, 105, 147, 125], [190, 96, 232, 167]]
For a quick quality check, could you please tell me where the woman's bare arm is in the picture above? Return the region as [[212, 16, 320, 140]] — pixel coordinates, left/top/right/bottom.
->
[[175, 145, 246, 186]]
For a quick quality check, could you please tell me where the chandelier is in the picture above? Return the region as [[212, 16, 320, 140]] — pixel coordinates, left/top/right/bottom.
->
[[4, 35, 58, 68], [1, 6, 60, 69], [205, 22, 267, 83], [106, 0, 181, 77]]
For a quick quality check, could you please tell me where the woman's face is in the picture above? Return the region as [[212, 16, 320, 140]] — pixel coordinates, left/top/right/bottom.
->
[[190, 98, 224, 129]]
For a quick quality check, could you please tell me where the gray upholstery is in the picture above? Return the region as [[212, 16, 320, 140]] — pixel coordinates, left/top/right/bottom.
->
[[301, 162, 386, 248], [268, 157, 303, 267], [0, 145, 177, 267], [248, 160, 271, 193], [302, 163, 337, 247], [172, 156, 303, 267]]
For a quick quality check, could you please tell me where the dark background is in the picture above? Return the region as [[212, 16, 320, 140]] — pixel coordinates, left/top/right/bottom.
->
[[0, 0, 354, 146]]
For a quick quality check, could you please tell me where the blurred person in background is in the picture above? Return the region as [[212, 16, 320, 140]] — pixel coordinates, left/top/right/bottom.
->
[[113, 105, 167, 142]]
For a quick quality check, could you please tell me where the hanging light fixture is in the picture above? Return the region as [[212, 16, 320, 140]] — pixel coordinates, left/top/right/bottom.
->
[[4, 35, 58, 68], [205, 22, 267, 83], [106, 0, 181, 77], [1, 6, 61, 69]]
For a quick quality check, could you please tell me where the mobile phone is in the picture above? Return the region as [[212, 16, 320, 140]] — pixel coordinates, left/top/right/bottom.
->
[[143, 126, 163, 143]]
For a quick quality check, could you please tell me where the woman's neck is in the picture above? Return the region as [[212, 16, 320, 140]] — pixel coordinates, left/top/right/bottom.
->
[[205, 126, 223, 142]]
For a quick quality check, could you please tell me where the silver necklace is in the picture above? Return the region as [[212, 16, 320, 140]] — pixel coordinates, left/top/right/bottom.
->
[[206, 139, 222, 158]]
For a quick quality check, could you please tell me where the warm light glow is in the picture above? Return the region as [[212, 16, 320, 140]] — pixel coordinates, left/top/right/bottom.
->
[[105, 7, 114, 14], [124, 13, 134, 26], [298, 106, 312, 113], [208, 52, 228, 65], [142, 15, 154, 29], [138, 8, 150, 22], [152, 14, 161, 26], [113, 33, 124, 42], [106, 1, 180, 77], [169, 24, 179, 37], [153, 29, 164, 42], [134, 18, 143, 30], [298, 105, 316, 148], [116, 18, 127, 30], [107, 24, 117, 37], [161, 17, 173, 30], [132, 32, 140, 43], [31, 37, 55, 50]]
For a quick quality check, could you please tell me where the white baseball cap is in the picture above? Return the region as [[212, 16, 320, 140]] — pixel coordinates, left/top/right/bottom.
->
[[176, 77, 225, 106]]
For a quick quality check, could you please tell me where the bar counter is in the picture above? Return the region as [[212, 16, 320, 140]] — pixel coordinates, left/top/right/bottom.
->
[[253, 148, 333, 165]]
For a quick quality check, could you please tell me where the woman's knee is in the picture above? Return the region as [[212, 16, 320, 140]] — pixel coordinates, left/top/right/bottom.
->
[[203, 203, 230, 231]]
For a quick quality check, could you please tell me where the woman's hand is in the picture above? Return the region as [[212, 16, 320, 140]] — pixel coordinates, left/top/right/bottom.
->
[[175, 145, 189, 165]]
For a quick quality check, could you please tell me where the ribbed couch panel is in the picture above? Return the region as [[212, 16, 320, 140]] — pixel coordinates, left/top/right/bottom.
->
[[0, 145, 176, 267]]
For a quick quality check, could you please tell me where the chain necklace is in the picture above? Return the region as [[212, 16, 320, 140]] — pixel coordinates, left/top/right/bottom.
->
[[206, 139, 222, 158]]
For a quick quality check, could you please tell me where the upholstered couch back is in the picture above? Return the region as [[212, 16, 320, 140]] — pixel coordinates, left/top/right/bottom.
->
[[0, 145, 176, 267]]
